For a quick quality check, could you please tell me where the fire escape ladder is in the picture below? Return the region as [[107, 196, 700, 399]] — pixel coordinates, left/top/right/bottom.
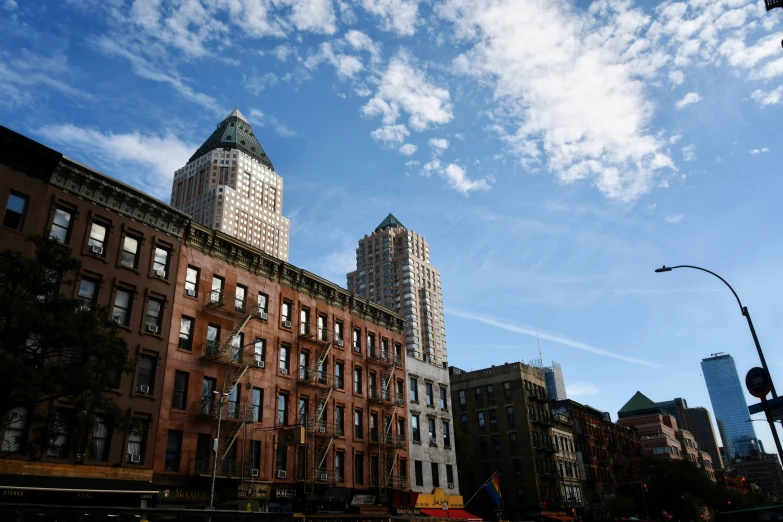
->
[[224, 314, 253, 353]]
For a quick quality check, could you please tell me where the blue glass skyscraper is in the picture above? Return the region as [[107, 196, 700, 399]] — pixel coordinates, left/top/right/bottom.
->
[[701, 353, 759, 460]]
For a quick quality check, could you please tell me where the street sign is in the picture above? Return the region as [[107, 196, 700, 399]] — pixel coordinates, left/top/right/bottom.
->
[[749, 395, 783, 417], [746, 367, 772, 398]]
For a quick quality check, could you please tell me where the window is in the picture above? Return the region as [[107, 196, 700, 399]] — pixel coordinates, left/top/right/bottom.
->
[[253, 440, 263, 475], [459, 390, 466, 405], [371, 455, 380, 486], [335, 362, 344, 389], [112, 288, 132, 325], [50, 208, 73, 243], [281, 301, 292, 325], [250, 388, 263, 423], [412, 415, 420, 443], [276, 444, 287, 473], [298, 397, 308, 426], [425, 383, 434, 406], [318, 314, 328, 341], [510, 432, 518, 451], [503, 381, 511, 397], [414, 461, 424, 487], [201, 378, 216, 416], [477, 411, 485, 427], [336, 405, 344, 435], [446, 465, 454, 487], [492, 434, 500, 454], [2, 407, 27, 453], [440, 386, 448, 409], [120, 235, 140, 269], [475, 387, 483, 402], [506, 406, 515, 424], [171, 371, 189, 410], [3, 192, 28, 230], [396, 380, 404, 404], [89, 416, 110, 461], [479, 436, 488, 454], [178, 316, 194, 350], [335, 321, 343, 342], [352, 328, 361, 352], [443, 421, 451, 447], [299, 352, 310, 380], [335, 451, 345, 483], [257, 292, 268, 314], [78, 277, 98, 310], [300, 308, 310, 335], [410, 377, 418, 402], [206, 324, 220, 355], [152, 247, 169, 278], [354, 409, 363, 439], [489, 409, 497, 426], [137, 355, 156, 394], [460, 413, 468, 426], [145, 298, 163, 332], [277, 394, 289, 425], [297, 444, 306, 481], [165, 430, 183, 471], [279, 345, 290, 373], [210, 276, 224, 303], [254, 338, 266, 367], [367, 333, 375, 356], [428, 418, 436, 444], [431, 462, 440, 487], [127, 421, 147, 464], [487, 385, 495, 401], [88, 222, 107, 255], [370, 413, 379, 441], [399, 459, 407, 487], [355, 454, 364, 485], [354, 368, 362, 394], [235, 284, 247, 312], [185, 265, 199, 296], [231, 332, 244, 363], [47, 409, 73, 458]]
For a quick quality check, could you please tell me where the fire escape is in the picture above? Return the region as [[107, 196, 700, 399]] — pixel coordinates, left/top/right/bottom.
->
[[368, 339, 405, 496], [196, 288, 261, 480], [297, 318, 339, 494]]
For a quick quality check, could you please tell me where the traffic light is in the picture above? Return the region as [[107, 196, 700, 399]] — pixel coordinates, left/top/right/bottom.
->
[[643, 483, 648, 492]]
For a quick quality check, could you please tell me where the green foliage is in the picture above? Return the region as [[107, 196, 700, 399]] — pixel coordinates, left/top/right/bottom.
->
[[0, 236, 135, 457], [604, 495, 636, 518]]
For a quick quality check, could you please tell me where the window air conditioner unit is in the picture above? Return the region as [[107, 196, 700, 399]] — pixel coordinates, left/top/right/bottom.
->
[[283, 320, 292, 328], [138, 385, 150, 394], [252, 468, 260, 477], [90, 245, 103, 255], [336, 339, 344, 347], [280, 368, 289, 375], [320, 473, 328, 482], [129, 454, 141, 463], [185, 288, 196, 297], [448, 482, 454, 489], [113, 315, 122, 323], [79, 305, 91, 312], [154, 268, 166, 278], [258, 311, 268, 320], [277, 470, 287, 479], [354, 346, 360, 353], [147, 324, 159, 333], [255, 360, 265, 369], [319, 426, 326, 433]]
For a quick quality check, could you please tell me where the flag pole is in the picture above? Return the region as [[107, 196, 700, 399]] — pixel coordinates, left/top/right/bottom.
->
[[464, 471, 498, 508]]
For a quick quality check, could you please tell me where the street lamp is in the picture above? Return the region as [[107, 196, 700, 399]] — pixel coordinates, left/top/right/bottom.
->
[[766, 0, 782, 11], [654, 265, 783, 462]]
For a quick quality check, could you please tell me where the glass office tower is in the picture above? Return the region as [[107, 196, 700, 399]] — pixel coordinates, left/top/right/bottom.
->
[[701, 353, 759, 461]]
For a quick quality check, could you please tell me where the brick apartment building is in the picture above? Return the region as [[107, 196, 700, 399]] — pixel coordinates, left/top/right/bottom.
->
[[449, 362, 582, 518], [551, 400, 643, 507], [0, 125, 189, 510], [152, 220, 409, 511]]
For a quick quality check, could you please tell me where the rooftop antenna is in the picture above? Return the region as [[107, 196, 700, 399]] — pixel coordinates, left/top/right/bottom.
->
[[537, 332, 543, 362], [710, 352, 725, 357]]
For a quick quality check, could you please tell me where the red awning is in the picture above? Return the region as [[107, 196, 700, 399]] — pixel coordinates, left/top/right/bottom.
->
[[420, 508, 482, 521]]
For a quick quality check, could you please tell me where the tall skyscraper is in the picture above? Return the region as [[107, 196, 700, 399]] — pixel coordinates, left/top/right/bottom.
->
[[170, 109, 290, 260], [701, 353, 759, 461], [543, 362, 567, 401], [347, 215, 458, 495]]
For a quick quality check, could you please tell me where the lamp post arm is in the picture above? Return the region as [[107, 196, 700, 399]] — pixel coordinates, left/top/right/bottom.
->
[[666, 265, 744, 312]]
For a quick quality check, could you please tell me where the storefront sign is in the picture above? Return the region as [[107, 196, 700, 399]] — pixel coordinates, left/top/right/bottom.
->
[[275, 488, 298, 499], [392, 507, 422, 516], [0, 487, 155, 507], [352, 494, 377, 506], [359, 506, 389, 515], [414, 488, 464, 509], [160, 488, 209, 501], [238, 483, 271, 499]]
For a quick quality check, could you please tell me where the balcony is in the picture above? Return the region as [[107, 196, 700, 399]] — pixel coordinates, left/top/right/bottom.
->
[[226, 403, 254, 422], [201, 340, 226, 360], [196, 398, 217, 418], [367, 347, 396, 366], [387, 476, 408, 490], [194, 457, 250, 478], [298, 367, 338, 389], [206, 290, 254, 317], [368, 386, 393, 404], [299, 322, 332, 345]]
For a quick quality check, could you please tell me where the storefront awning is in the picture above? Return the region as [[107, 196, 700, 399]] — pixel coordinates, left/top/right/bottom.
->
[[420, 508, 482, 520], [0, 474, 157, 507], [543, 515, 574, 521]]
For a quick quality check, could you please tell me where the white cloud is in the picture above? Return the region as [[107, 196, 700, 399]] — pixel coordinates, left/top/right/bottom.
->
[[665, 213, 684, 223], [398, 143, 417, 155], [0, 52, 91, 108], [344, 30, 381, 62], [243, 72, 280, 94], [305, 42, 363, 78], [405, 160, 420, 167], [675, 91, 702, 109], [751, 86, 783, 106], [355, 85, 372, 97], [439, 0, 674, 202], [286, 0, 337, 34], [360, 0, 419, 36], [2, 0, 18, 10], [658, 179, 669, 188], [38, 124, 195, 201], [428, 138, 450, 154], [682, 144, 696, 161], [247, 108, 299, 138], [448, 309, 660, 367], [669, 134, 682, 144], [442, 164, 491, 194], [370, 124, 410, 145], [566, 382, 600, 397], [669, 69, 685, 85], [272, 44, 297, 62], [749, 148, 770, 155], [362, 53, 453, 131]]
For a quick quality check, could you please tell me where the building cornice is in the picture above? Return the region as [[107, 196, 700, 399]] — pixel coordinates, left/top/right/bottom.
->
[[51, 158, 190, 239]]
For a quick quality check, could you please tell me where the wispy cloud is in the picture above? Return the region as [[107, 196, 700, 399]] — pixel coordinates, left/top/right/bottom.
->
[[665, 213, 684, 223], [248, 108, 299, 138], [749, 148, 770, 155], [611, 287, 722, 295], [675, 92, 702, 109], [566, 382, 600, 397], [447, 309, 660, 367]]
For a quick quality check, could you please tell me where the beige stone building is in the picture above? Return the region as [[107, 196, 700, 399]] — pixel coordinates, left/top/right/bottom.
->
[[170, 109, 290, 260]]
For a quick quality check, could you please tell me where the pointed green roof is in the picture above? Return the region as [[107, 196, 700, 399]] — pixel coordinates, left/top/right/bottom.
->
[[189, 109, 273, 170], [618, 391, 662, 418], [375, 213, 406, 232]]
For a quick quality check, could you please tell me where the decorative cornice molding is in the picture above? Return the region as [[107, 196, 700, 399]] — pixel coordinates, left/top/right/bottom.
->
[[51, 159, 190, 239]]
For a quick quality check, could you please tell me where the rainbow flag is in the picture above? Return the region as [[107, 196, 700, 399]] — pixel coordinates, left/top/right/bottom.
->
[[484, 472, 502, 509]]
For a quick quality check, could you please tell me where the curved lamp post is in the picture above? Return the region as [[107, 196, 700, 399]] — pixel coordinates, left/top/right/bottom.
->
[[654, 265, 783, 462]]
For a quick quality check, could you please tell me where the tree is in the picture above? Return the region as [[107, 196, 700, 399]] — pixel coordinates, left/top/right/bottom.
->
[[641, 456, 717, 520], [0, 236, 135, 457]]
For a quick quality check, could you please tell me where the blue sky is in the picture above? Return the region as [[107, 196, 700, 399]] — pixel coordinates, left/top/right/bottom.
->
[[2, 0, 782, 456]]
